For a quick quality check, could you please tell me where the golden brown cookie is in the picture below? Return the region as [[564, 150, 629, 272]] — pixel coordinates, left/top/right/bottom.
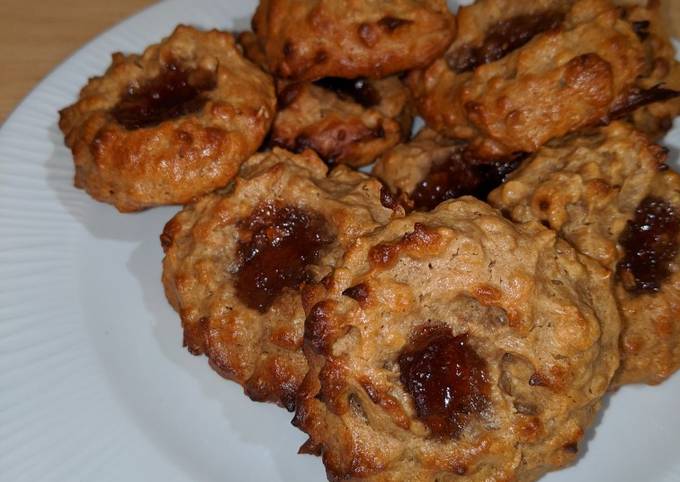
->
[[59, 25, 276, 212], [620, 0, 680, 139], [251, 0, 455, 81], [408, 0, 652, 157], [489, 122, 680, 386], [239, 30, 414, 167], [373, 128, 525, 210], [161, 148, 400, 409], [271, 77, 413, 167], [294, 199, 621, 481]]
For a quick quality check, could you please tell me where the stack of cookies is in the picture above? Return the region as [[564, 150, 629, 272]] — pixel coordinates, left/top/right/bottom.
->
[[59, 0, 680, 480]]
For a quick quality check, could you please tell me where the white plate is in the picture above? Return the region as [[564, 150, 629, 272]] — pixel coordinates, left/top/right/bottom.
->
[[0, 1, 679, 480]]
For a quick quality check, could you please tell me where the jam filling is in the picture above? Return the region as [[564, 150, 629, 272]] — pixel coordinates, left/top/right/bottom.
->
[[112, 63, 216, 130], [235, 203, 334, 312], [313, 77, 381, 108], [411, 149, 526, 211], [447, 11, 565, 73], [617, 196, 680, 294], [398, 326, 490, 438]]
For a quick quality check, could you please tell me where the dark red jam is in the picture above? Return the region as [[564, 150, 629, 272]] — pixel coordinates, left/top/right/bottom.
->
[[617, 196, 680, 294], [447, 11, 565, 73], [112, 63, 216, 130], [398, 326, 490, 438], [380, 185, 399, 210], [342, 283, 369, 303], [235, 203, 334, 312], [313, 77, 381, 108], [411, 148, 526, 211]]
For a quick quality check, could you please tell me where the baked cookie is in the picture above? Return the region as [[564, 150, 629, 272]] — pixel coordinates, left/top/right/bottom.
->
[[251, 0, 455, 81], [408, 0, 656, 157], [489, 122, 680, 386], [295, 199, 621, 481], [620, 0, 680, 139], [161, 148, 400, 410], [239, 30, 414, 167], [373, 128, 525, 210], [59, 25, 276, 212], [271, 77, 413, 167]]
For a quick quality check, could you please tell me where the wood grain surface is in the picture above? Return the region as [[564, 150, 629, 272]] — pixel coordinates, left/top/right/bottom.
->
[[1, 0, 678, 125]]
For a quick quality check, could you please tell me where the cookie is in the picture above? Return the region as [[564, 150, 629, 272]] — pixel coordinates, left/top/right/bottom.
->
[[373, 128, 525, 210], [239, 30, 414, 167], [59, 25, 276, 212], [620, 0, 680, 139], [271, 77, 413, 167], [161, 148, 400, 409], [408, 0, 654, 157], [294, 198, 621, 481], [489, 122, 680, 386], [251, 0, 455, 80]]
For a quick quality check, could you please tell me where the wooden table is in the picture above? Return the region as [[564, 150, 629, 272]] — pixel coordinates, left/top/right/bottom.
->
[[0, 0, 156, 124], [2, 0, 679, 125]]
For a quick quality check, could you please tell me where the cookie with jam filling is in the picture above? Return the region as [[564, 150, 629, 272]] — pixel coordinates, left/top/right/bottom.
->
[[251, 0, 455, 81], [161, 148, 401, 410], [408, 0, 677, 158], [59, 25, 276, 212], [489, 122, 680, 386], [373, 127, 526, 211]]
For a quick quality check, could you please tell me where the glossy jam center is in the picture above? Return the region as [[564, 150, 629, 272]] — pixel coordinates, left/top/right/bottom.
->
[[112, 63, 216, 130], [412, 149, 525, 211], [398, 326, 490, 438], [617, 196, 680, 294], [313, 77, 381, 108], [447, 11, 564, 73], [235, 203, 334, 312]]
